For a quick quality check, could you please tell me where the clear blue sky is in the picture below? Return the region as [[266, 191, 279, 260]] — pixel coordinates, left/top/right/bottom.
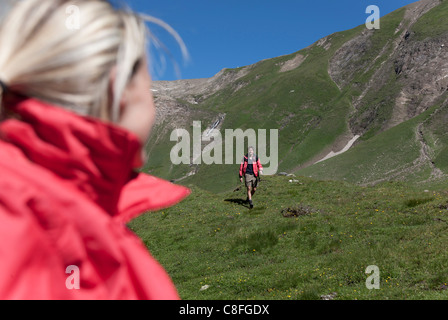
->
[[118, 0, 417, 81]]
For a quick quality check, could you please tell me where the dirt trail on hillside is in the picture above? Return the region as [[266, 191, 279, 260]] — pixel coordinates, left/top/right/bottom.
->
[[416, 123, 445, 180], [361, 113, 447, 187]]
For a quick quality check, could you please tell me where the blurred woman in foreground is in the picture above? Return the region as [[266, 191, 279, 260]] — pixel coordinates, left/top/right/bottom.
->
[[0, 0, 190, 299]]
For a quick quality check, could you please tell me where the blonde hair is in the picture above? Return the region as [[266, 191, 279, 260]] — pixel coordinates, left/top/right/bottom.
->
[[0, 0, 187, 122]]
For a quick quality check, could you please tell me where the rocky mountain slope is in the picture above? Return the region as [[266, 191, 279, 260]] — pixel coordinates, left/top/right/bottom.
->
[[146, 0, 448, 192]]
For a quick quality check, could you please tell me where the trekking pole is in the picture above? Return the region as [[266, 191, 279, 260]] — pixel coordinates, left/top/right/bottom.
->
[[234, 176, 242, 192]]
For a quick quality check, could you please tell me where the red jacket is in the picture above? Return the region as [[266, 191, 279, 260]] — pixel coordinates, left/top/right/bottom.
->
[[0, 96, 190, 300], [239, 154, 263, 178]]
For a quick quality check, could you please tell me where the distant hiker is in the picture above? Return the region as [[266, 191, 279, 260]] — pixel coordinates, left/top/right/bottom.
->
[[239, 146, 263, 208]]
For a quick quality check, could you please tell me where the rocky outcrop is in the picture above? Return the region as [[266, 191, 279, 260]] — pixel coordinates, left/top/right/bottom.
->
[[329, 0, 447, 135]]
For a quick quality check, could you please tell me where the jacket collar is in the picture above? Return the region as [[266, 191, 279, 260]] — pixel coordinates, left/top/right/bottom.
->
[[0, 96, 189, 220]]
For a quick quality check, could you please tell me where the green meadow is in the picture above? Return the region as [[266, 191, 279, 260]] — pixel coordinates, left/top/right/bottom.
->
[[128, 175, 448, 300]]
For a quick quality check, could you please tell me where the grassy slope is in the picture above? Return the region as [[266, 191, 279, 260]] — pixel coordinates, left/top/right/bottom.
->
[[411, 0, 448, 41], [297, 103, 447, 186], [129, 175, 448, 300]]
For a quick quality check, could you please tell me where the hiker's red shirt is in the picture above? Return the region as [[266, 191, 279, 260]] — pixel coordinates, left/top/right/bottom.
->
[[239, 154, 263, 178], [0, 96, 190, 299]]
